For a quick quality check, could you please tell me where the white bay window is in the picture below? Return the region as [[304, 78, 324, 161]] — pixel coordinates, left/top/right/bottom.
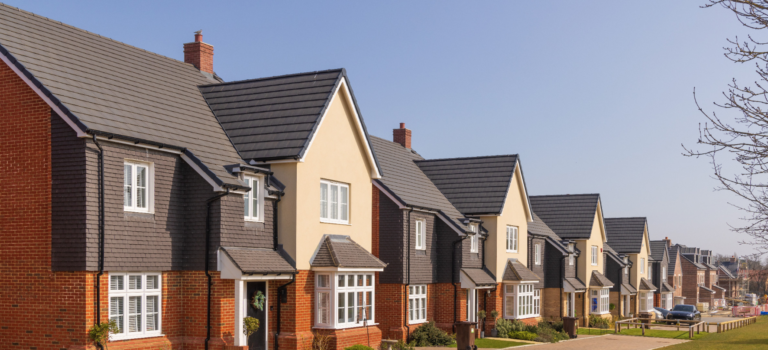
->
[[320, 180, 349, 224], [315, 272, 375, 328], [639, 292, 653, 312], [124, 161, 152, 212], [503, 284, 539, 319], [109, 273, 161, 340], [590, 288, 609, 314]]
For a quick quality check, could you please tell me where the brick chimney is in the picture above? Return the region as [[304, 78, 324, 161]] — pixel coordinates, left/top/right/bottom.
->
[[393, 123, 411, 148], [184, 30, 214, 74], [664, 237, 672, 247], [731, 255, 737, 263]]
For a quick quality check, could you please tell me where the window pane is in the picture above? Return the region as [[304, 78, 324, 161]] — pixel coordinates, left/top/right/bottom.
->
[[136, 166, 147, 209], [366, 275, 373, 286], [128, 296, 142, 332], [348, 275, 355, 287], [320, 183, 328, 218], [409, 296, 414, 321], [367, 291, 374, 322], [338, 275, 345, 287], [347, 292, 355, 323], [124, 165, 132, 207], [358, 275, 364, 286], [318, 275, 329, 288], [420, 297, 425, 319], [128, 275, 142, 290], [357, 291, 364, 321], [146, 296, 159, 331], [340, 186, 348, 221], [253, 179, 259, 219], [319, 292, 329, 324], [338, 293, 345, 323], [111, 275, 124, 291], [110, 297, 124, 333], [505, 296, 514, 317], [146, 275, 158, 290], [331, 185, 339, 220], [244, 178, 250, 217]]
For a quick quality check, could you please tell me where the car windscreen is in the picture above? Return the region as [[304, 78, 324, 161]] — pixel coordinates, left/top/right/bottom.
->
[[672, 305, 695, 312]]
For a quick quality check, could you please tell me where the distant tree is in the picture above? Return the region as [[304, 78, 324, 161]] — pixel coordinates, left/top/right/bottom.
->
[[685, 0, 768, 258]]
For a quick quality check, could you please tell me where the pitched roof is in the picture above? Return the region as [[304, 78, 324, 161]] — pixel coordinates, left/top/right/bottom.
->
[[660, 282, 674, 293], [649, 240, 668, 262], [565, 277, 587, 291], [528, 194, 601, 240], [720, 261, 739, 276], [310, 235, 386, 269], [0, 4, 246, 188], [639, 277, 657, 291], [719, 264, 737, 279], [369, 136, 468, 232], [621, 283, 637, 295], [603, 243, 627, 266], [220, 247, 296, 274], [528, 212, 571, 254], [461, 268, 497, 287], [415, 155, 527, 215], [700, 285, 715, 294], [604, 217, 647, 254], [502, 259, 541, 282], [589, 271, 615, 288], [681, 254, 706, 270], [667, 246, 680, 275]]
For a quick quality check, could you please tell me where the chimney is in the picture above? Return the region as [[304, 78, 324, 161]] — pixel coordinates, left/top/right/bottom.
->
[[731, 255, 737, 263], [393, 123, 412, 148], [664, 237, 672, 247], [184, 30, 214, 74]]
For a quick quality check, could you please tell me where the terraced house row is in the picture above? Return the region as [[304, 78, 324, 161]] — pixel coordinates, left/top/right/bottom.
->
[[0, 4, 736, 350]]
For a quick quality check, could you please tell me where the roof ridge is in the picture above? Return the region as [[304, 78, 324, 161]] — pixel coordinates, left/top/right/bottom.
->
[[417, 154, 519, 163], [200, 68, 344, 87], [529, 193, 600, 198], [0, 2, 194, 68], [605, 217, 647, 220]]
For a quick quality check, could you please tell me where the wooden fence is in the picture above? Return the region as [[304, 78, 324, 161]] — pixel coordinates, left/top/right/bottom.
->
[[614, 318, 707, 339], [714, 316, 757, 333]]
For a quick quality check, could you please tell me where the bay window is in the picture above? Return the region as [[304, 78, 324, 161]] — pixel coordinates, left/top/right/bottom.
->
[[409, 285, 427, 324], [315, 272, 375, 328], [590, 288, 609, 314], [639, 292, 653, 312], [124, 161, 152, 212], [661, 293, 673, 309], [243, 176, 262, 221], [109, 273, 161, 340], [506, 226, 518, 252], [320, 180, 349, 224], [503, 284, 539, 319]]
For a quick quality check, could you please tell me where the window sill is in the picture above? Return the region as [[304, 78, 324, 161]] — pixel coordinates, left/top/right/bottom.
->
[[313, 323, 378, 330], [110, 332, 163, 342], [124, 208, 153, 214], [506, 250, 518, 253], [590, 311, 610, 315], [409, 320, 428, 325], [320, 220, 351, 226]]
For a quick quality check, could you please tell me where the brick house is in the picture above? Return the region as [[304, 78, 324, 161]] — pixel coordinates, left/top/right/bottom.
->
[[603, 244, 635, 317], [0, 4, 387, 350], [666, 242, 686, 306], [649, 240, 674, 309], [677, 245, 708, 307], [718, 257, 740, 300], [529, 194, 613, 326], [604, 218, 656, 316]]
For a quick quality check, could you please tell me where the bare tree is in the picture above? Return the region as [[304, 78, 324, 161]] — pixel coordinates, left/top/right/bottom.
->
[[685, 0, 768, 257]]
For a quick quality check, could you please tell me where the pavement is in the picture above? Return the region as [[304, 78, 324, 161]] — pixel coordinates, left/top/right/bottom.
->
[[512, 334, 688, 350]]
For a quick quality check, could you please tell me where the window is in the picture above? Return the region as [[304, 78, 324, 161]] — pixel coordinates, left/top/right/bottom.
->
[[470, 224, 478, 253], [124, 161, 151, 212], [506, 226, 518, 252], [590, 288, 609, 314], [315, 273, 374, 328], [409, 285, 427, 324], [243, 176, 262, 221], [648, 264, 652, 281], [661, 293, 673, 309], [534, 244, 541, 265], [639, 292, 653, 312], [591, 246, 598, 266], [662, 267, 666, 282], [640, 258, 645, 274], [320, 180, 349, 224], [415, 220, 426, 250], [569, 254, 574, 266], [503, 284, 539, 319], [625, 265, 629, 275], [109, 273, 161, 340]]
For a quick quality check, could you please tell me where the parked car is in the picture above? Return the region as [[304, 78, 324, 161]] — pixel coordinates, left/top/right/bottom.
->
[[667, 304, 701, 320], [654, 307, 670, 318]]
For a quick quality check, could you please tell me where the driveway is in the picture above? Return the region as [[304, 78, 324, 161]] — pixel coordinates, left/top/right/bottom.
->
[[519, 335, 688, 350]]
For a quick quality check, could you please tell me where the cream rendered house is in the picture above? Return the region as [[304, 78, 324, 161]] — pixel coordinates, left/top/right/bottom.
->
[[529, 194, 614, 326], [605, 217, 656, 316]]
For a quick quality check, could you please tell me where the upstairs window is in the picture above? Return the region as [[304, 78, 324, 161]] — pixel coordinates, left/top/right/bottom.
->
[[662, 267, 666, 282], [470, 224, 478, 253], [569, 254, 574, 266], [415, 220, 426, 250], [648, 264, 652, 281], [535, 244, 541, 265], [320, 180, 349, 224], [506, 226, 518, 252], [640, 258, 645, 274], [243, 176, 262, 221], [109, 273, 161, 340], [124, 161, 152, 212], [591, 246, 598, 266]]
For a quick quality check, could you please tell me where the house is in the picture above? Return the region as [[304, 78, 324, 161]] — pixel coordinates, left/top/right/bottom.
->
[[700, 250, 726, 307], [603, 243, 635, 317], [529, 194, 613, 326], [604, 217, 657, 316], [649, 240, 674, 309], [718, 256, 740, 300], [666, 241, 686, 306], [677, 245, 710, 308], [0, 4, 387, 350]]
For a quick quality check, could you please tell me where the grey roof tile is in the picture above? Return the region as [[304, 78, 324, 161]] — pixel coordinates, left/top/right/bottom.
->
[[718, 264, 736, 279], [603, 243, 628, 266], [622, 283, 637, 295], [565, 277, 587, 291], [660, 282, 674, 293], [310, 235, 386, 269], [667, 246, 680, 276], [461, 268, 497, 287], [604, 217, 647, 254], [649, 240, 668, 262], [502, 259, 541, 282], [528, 194, 600, 240], [415, 155, 523, 215], [220, 247, 296, 274], [639, 277, 656, 291], [700, 285, 715, 294], [0, 4, 245, 187], [590, 270, 615, 288], [681, 254, 706, 270], [720, 261, 739, 275]]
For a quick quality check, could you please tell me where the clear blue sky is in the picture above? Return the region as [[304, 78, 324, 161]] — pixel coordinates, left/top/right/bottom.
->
[[6, 0, 758, 256]]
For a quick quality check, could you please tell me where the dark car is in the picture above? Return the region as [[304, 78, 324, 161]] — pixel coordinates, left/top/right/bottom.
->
[[667, 304, 701, 320], [654, 307, 670, 318]]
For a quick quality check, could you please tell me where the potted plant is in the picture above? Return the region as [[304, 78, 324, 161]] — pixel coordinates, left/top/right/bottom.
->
[[490, 310, 499, 337], [477, 310, 486, 338], [88, 320, 119, 350]]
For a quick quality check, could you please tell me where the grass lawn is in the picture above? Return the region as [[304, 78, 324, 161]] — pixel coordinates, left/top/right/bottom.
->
[[578, 327, 709, 340], [577, 328, 613, 335], [445, 338, 527, 348], [659, 316, 768, 349]]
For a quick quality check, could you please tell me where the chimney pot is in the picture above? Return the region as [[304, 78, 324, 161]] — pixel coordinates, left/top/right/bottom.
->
[[184, 31, 214, 74], [393, 123, 412, 148]]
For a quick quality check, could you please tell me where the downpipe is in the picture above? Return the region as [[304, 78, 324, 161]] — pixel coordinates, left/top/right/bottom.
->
[[205, 188, 231, 350]]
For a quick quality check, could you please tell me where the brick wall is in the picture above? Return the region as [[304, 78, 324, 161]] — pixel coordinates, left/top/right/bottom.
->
[[681, 259, 700, 304], [540, 288, 565, 320]]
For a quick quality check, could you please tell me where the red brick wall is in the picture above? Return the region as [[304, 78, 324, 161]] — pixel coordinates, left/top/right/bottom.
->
[[681, 259, 701, 304], [184, 41, 214, 74]]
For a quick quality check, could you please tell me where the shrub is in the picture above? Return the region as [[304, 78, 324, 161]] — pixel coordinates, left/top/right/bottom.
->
[[88, 320, 119, 350], [345, 345, 373, 350], [494, 318, 526, 338], [382, 340, 414, 350], [544, 320, 564, 332], [534, 327, 570, 343], [409, 322, 453, 346], [508, 331, 537, 341], [524, 324, 538, 334], [588, 314, 611, 329]]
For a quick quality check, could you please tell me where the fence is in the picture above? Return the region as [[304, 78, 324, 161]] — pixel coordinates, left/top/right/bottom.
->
[[715, 316, 758, 333], [614, 318, 706, 339]]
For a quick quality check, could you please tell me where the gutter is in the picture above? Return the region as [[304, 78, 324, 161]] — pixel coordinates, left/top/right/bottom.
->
[[205, 189, 231, 350], [404, 208, 414, 339]]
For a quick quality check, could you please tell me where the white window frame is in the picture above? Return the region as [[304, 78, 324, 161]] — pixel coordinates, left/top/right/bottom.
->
[[415, 220, 426, 250], [109, 272, 162, 341], [506, 226, 518, 253], [243, 175, 264, 222], [640, 258, 645, 274], [320, 180, 350, 225], [648, 263, 652, 281], [661, 293, 673, 309], [123, 161, 153, 213], [591, 246, 598, 266], [314, 272, 375, 329], [503, 283, 539, 319], [662, 267, 666, 282], [639, 292, 653, 312], [409, 285, 427, 324], [590, 288, 610, 315], [470, 224, 478, 253], [534, 244, 541, 265], [569, 254, 574, 266]]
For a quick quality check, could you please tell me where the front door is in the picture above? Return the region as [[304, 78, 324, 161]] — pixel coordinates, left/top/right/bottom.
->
[[247, 282, 267, 350]]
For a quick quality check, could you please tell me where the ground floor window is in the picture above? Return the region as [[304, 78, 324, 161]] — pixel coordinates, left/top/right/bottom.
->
[[660, 293, 673, 309], [315, 272, 375, 328], [639, 292, 653, 312], [409, 285, 427, 324], [109, 273, 161, 340], [590, 288, 609, 314], [504, 284, 539, 319]]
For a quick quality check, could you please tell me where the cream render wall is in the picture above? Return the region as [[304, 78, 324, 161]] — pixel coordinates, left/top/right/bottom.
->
[[575, 202, 607, 284], [271, 83, 376, 270], [628, 225, 651, 288], [482, 166, 531, 282]]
